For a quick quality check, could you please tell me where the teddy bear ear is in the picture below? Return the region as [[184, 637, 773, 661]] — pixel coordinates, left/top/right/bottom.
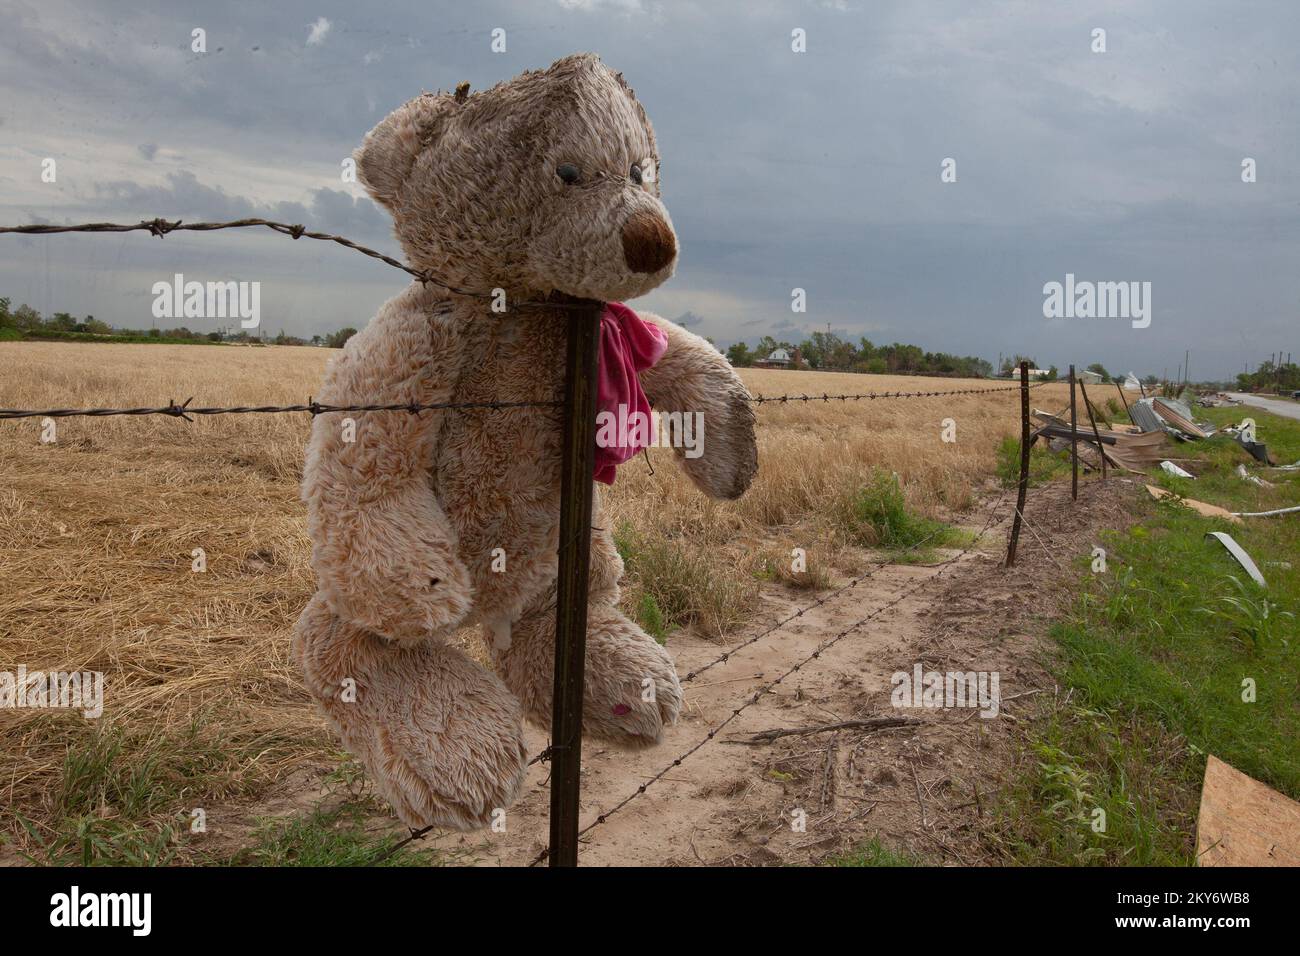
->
[[353, 93, 452, 210]]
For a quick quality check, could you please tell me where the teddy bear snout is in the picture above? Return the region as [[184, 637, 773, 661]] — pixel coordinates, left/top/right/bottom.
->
[[621, 209, 677, 274]]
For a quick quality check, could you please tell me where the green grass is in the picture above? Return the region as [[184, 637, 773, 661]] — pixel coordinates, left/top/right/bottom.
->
[[13, 329, 230, 345], [613, 522, 756, 639], [996, 405, 1300, 865], [995, 436, 1073, 488], [831, 469, 970, 561], [15, 714, 323, 865], [829, 836, 922, 867], [222, 802, 450, 867]]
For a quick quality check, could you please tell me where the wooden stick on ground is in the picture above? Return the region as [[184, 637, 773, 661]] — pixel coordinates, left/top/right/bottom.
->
[[726, 716, 919, 745]]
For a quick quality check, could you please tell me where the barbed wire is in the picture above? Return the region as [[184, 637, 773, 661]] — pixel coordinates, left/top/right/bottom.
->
[[749, 382, 1049, 404], [0, 397, 561, 422], [681, 513, 972, 687], [525, 491, 1010, 866], [0, 380, 1046, 423], [0, 217, 593, 310]]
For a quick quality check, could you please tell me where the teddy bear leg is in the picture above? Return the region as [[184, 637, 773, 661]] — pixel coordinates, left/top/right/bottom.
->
[[293, 592, 528, 830], [490, 600, 683, 747]]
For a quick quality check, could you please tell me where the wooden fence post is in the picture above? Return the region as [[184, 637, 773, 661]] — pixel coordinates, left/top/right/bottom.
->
[[1005, 361, 1030, 567], [1069, 365, 1078, 501], [549, 299, 603, 867]]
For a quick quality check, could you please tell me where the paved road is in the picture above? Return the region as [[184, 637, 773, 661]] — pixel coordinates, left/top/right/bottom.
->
[[1225, 392, 1300, 421]]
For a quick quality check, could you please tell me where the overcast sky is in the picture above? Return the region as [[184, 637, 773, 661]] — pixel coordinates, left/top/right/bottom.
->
[[1, 0, 1296, 379]]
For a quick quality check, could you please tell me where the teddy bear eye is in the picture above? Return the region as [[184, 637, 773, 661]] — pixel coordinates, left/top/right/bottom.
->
[[556, 163, 581, 185], [629, 164, 643, 185]]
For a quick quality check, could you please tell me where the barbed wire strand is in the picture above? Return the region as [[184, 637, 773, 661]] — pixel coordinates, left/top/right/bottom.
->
[[0, 397, 561, 421], [0, 218, 597, 310], [748, 382, 1049, 404], [0, 381, 1046, 423]]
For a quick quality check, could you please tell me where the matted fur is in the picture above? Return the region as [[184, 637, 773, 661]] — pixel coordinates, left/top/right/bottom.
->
[[293, 53, 758, 830]]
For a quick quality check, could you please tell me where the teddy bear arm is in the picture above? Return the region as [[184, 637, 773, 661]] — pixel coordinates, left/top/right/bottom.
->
[[302, 291, 473, 644], [635, 311, 759, 501]]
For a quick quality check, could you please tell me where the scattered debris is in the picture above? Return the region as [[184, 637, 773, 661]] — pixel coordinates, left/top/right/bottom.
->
[[1032, 410, 1174, 473], [1146, 485, 1243, 523], [1204, 532, 1267, 587], [1161, 461, 1195, 479], [1128, 400, 1166, 434], [1151, 397, 1215, 439], [1231, 505, 1300, 518], [1235, 464, 1273, 487], [1197, 755, 1300, 867]]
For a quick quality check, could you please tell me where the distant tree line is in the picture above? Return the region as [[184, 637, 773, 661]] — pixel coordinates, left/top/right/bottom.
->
[[0, 296, 356, 348], [1237, 357, 1299, 394], [727, 331, 994, 378]]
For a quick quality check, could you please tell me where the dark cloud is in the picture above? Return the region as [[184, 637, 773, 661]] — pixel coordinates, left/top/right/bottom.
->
[[0, 0, 1295, 375]]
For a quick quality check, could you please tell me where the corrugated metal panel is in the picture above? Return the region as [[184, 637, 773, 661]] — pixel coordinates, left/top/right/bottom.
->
[[1129, 400, 1164, 433]]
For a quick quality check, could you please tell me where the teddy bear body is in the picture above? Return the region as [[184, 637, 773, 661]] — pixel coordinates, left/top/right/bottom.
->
[[293, 54, 757, 831]]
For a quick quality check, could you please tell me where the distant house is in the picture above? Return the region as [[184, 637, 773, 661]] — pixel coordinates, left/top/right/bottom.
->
[[1077, 369, 1104, 384], [755, 347, 796, 369]]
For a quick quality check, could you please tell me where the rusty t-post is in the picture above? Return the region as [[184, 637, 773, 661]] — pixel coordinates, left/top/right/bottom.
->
[[1069, 365, 1079, 501], [549, 299, 603, 867], [1005, 361, 1030, 567]]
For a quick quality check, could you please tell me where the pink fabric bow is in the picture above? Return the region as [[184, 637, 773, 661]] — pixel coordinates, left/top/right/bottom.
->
[[594, 302, 668, 484]]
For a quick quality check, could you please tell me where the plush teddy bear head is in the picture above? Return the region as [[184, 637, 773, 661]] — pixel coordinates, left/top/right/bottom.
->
[[355, 53, 677, 303]]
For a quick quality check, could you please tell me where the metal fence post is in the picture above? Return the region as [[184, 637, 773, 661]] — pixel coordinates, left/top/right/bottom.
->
[[1005, 361, 1030, 567], [548, 299, 603, 867], [1078, 379, 1107, 480], [1069, 364, 1078, 501]]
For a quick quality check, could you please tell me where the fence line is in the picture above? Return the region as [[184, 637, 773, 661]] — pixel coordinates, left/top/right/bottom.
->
[[4, 212, 1052, 868], [526, 492, 1012, 866], [0, 382, 1050, 423], [0, 398, 562, 421], [749, 383, 1047, 404]]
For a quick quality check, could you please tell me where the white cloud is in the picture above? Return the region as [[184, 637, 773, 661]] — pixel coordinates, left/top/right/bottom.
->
[[306, 17, 332, 46]]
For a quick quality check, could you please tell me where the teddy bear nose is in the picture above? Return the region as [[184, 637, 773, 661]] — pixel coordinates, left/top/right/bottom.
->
[[621, 209, 677, 274]]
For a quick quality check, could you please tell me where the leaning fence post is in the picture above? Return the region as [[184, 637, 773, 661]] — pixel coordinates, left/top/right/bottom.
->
[[1078, 379, 1107, 479], [549, 298, 603, 868], [1114, 381, 1132, 420], [1069, 364, 1079, 501], [1005, 361, 1030, 567]]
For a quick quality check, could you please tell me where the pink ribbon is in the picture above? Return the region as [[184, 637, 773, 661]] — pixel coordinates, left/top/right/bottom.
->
[[594, 302, 668, 484]]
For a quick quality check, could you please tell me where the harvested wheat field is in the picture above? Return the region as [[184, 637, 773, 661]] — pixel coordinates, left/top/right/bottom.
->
[[0, 339, 1074, 864]]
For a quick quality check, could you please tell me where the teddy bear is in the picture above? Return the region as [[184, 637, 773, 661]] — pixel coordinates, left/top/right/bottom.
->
[[292, 53, 758, 831]]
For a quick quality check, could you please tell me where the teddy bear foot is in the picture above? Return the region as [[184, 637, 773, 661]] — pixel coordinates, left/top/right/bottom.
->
[[492, 602, 683, 748], [293, 593, 528, 830]]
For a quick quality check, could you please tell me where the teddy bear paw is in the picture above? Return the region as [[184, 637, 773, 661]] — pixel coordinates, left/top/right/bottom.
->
[[584, 623, 683, 748]]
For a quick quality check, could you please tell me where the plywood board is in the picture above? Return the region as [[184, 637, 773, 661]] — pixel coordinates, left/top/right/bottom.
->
[[1197, 755, 1300, 866], [1145, 485, 1243, 523]]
